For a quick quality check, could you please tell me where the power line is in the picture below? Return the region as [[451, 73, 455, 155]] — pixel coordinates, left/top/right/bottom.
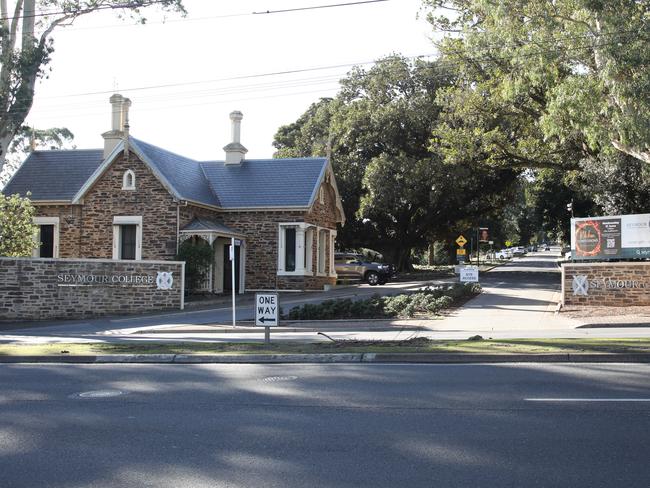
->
[[0, 0, 389, 23], [35, 54, 437, 100], [252, 0, 388, 15], [28, 87, 342, 123]]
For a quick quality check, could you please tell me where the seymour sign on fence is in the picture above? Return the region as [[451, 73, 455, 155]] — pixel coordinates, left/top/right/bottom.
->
[[571, 213, 650, 260], [0, 257, 184, 321]]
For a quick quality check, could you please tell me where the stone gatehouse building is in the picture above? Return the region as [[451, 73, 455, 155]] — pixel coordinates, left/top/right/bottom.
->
[[3, 95, 345, 293]]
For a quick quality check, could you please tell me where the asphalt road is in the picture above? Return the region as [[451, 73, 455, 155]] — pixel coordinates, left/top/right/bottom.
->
[[2, 362, 649, 488]]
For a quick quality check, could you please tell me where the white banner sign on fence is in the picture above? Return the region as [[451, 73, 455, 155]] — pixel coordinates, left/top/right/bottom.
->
[[460, 266, 479, 283]]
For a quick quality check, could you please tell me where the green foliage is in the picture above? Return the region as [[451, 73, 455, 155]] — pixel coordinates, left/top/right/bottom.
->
[[432, 240, 450, 265], [424, 0, 650, 165], [285, 283, 481, 320], [1, 126, 75, 185], [175, 239, 213, 292], [0, 1, 185, 170], [274, 55, 518, 271], [0, 193, 37, 257]]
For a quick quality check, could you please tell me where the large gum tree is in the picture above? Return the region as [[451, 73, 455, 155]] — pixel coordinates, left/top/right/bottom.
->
[[424, 0, 650, 167], [0, 0, 185, 173]]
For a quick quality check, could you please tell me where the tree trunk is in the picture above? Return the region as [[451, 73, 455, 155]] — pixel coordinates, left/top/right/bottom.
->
[[0, 131, 14, 171], [427, 242, 434, 266], [392, 246, 414, 272]]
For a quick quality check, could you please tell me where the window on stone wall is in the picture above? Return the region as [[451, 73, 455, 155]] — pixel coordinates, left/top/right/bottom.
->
[[113, 216, 142, 260], [32, 217, 59, 258], [284, 227, 296, 272], [120, 225, 137, 260], [39, 225, 55, 258], [122, 169, 136, 190], [278, 223, 313, 276]]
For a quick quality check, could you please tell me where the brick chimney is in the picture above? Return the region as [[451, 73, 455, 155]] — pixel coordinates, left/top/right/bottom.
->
[[223, 110, 247, 165], [102, 94, 131, 158]]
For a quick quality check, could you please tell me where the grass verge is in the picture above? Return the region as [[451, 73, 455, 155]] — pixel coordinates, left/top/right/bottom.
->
[[2, 337, 650, 356]]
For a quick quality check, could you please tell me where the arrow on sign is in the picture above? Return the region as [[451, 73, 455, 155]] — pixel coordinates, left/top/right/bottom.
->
[[258, 316, 276, 324]]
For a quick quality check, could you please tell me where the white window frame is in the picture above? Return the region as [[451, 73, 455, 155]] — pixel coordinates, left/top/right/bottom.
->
[[319, 186, 325, 204], [304, 227, 314, 273], [317, 229, 328, 276], [277, 222, 314, 276], [329, 230, 337, 277], [112, 215, 142, 260], [122, 169, 136, 190], [32, 216, 60, 258]]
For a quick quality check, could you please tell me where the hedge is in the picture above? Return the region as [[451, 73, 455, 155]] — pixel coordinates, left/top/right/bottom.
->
[[285, 282, 481, 320]]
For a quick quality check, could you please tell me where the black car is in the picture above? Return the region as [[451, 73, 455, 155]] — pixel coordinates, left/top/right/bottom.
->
[[334, 253, 396, 285]]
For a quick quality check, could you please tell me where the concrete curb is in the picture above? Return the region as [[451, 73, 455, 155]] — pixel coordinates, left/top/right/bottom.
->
[[2, 353, 650, 364]]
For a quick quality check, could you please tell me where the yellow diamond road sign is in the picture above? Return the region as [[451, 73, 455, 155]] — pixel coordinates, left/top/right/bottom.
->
[[456, 235, 467, 247]]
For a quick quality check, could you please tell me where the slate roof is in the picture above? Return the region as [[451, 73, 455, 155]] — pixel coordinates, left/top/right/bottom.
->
[[131, 138, 219, 207], [2, 149, 103, 201], [199, 158, 326, 208], [2, 137, 329, 211], [180, 218, 242, 236]]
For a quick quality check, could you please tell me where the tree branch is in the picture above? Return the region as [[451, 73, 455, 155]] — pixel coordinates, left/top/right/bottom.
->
[[611, 140, 650, 165]]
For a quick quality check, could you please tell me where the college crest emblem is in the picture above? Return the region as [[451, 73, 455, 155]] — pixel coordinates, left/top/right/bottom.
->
[[572, 275, 589, 296], [156, 271, 174, 290]]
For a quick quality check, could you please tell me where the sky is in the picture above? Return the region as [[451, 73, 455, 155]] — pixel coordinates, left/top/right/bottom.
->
[[25, 0, 438, 162]]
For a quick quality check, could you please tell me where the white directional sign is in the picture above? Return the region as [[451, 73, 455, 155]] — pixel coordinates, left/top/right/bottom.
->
[[460, 266, 479, 283], [255, 293, 279, 326]]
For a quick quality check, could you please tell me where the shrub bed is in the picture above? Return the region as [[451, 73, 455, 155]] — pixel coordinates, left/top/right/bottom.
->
[[285, 283, 481, 320]]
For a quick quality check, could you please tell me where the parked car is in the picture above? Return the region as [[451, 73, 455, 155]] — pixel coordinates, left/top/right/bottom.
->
[[334, 252, 395, 285], [511, 246, 526, 257], [495, 249, 512, 259]]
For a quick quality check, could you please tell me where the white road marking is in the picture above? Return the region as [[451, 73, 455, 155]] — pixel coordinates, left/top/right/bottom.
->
[[525, 398, 650, 402]]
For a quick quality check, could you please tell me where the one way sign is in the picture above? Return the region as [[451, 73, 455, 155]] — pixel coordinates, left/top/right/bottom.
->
[[255, 293, 279, 327]]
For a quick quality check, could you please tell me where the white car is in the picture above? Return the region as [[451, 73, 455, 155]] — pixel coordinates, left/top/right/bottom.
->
[[495, 249, 511, 259], [511, 246, 526, 257]]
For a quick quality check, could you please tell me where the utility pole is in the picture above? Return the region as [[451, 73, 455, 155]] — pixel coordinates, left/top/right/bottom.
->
[[476, 227, 480, 268]]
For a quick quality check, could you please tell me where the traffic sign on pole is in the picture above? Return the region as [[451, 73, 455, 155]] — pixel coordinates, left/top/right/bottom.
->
[[255, 293, 279, 327], [456, 235, 467, 247]]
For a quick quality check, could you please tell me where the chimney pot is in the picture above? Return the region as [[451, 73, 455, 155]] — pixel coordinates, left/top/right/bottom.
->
[[223, 110, 247, 165], [102, 93, 130, 158]]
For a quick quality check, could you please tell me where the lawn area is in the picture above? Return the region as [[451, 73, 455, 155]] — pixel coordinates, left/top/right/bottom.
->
[[2, 337, 650, 356]]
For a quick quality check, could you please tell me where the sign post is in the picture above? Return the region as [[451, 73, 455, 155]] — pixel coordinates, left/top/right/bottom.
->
[[230, 238, 239, 327], [456, 234, 467, 265], [255, 293, 279, 344]]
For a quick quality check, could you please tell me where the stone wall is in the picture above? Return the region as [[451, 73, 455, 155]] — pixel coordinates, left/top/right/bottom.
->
[[0, 257, 184, 321], [220, 209, 305, 290], [562, 261, 650, 306], [33, 204, 82, 258], [303, 180, 339, 290], [156, 188, 340, 292], [79, 153, 179, 260]]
